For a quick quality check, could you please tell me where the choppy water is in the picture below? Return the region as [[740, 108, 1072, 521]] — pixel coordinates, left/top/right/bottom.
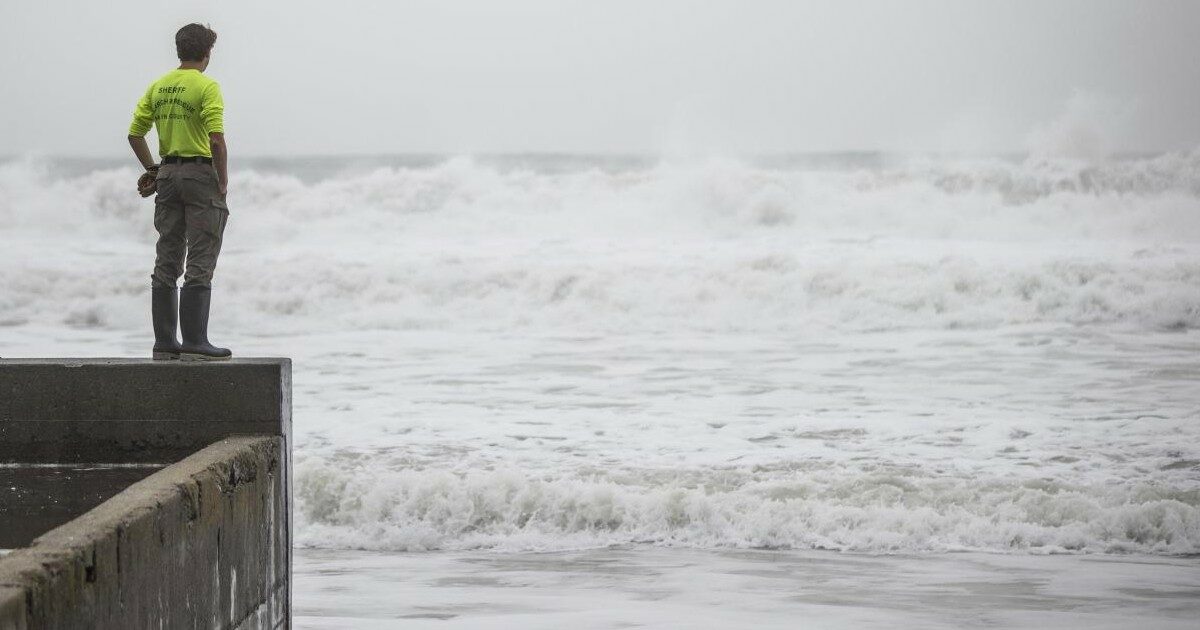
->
[[1, 152, 1198, 558]]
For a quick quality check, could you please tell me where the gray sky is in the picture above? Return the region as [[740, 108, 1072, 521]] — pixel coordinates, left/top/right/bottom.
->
[[2, 0, 1198, 156]]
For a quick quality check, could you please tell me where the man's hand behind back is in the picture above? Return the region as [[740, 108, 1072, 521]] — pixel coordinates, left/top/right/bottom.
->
[[137, 167, 158, 198]]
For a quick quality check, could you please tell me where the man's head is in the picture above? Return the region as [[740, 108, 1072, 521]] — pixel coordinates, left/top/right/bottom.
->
[[176, 23, 217, 69]]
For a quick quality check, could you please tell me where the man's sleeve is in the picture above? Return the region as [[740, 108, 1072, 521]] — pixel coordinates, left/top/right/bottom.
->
[[128, 85, 154, 137], [201, 81, 224, 134]]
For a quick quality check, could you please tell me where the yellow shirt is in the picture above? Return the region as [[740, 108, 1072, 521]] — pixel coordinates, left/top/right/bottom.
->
[[128, 69, 224, 158]]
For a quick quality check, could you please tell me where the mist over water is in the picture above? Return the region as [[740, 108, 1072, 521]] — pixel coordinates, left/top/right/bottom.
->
[[2, 151, 1198, 555]]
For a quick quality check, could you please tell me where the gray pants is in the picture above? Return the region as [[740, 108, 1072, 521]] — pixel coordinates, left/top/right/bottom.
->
[[151, 162, 229, 289]]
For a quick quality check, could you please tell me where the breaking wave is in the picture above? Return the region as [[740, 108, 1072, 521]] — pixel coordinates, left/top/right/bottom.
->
[[294, 463, 1200, 555], [4, 152, 1199, 557], [1, 152, 1198, 333]]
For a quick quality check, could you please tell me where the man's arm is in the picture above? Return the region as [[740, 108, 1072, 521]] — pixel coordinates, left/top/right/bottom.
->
[[128, 135, 157, 170], [200, 80, 227, 197], [128, 83, 155, 169], [210, 132, 228, 197]]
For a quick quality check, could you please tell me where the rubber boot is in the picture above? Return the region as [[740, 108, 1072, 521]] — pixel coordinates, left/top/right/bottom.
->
[[179, 286, 232, 361], [151, 287, 183, 360]]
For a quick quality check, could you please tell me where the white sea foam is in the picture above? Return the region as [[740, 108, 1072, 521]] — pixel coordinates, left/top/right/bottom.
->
[[294, 462, 1200, 554], [1, 153, 1198, 333], [2, 153, 1198, 557]]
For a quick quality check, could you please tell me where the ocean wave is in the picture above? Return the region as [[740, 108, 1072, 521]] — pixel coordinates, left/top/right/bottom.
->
[[870, 151, 1200, 203], [294, 462, 1200, 554], [1, 154, 1197, 333], [1, 238, 1194, 333], [220, 251, 1198, 332], [4, 152, 1200, 235]]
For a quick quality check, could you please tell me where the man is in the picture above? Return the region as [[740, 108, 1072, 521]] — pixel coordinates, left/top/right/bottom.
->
[[128, 23, 231, 361]]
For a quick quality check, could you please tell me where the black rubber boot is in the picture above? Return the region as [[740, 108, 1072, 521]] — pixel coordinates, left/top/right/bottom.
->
[[179, 286, 232, 361], [151, 287, 182, 360]]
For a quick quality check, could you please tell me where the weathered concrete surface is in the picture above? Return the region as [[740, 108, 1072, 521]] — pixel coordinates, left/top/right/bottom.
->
[[0, 437, 288, 630], [0, 359, 291, 463], [0, 358, 293, 628], [0, 465, 163, 548]]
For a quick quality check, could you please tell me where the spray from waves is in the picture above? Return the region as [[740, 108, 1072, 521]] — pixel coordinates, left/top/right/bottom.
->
[[294, 462, 1200, 555], [874, 151, 1200, 205], [1, 153, 1198, 332], [3, 151, 1200, 233]]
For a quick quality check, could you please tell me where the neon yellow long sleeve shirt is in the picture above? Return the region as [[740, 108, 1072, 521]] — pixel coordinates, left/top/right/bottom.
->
[[129, 68, 224, 158]]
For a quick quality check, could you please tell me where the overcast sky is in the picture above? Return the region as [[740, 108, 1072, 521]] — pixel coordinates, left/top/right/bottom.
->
[[2, 0, 1198, 156]]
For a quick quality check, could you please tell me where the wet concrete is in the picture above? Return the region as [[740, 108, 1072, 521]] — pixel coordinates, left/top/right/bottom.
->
[[0, 437, 289, 630], [0, 464, 163, 548], [0, 358, 293, 629], [0, 359, 292, 463]]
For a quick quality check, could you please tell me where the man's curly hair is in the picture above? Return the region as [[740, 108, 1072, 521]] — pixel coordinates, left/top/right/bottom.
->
[[176, 23, 217, 62]]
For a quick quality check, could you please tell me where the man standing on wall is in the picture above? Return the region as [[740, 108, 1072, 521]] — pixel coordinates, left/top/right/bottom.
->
[[128, 23, 231, 361]]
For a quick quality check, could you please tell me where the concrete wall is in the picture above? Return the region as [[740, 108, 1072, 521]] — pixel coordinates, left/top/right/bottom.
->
[[0, 359, 292, 629], [0, 437, 287, 630], [0, 359, 291, 463]]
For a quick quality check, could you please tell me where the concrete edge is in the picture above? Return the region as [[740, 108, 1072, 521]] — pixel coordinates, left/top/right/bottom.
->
[[0, 359, 292, 365], [0, 585, 25, 630], [1, 359, 292, 464], [30, 437, 275, 552], [0, 436, 286, 628]]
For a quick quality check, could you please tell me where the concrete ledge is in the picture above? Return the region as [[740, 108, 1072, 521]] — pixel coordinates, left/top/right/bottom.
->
[[0, 359, 291, 463], [0, 437, 288, 630]]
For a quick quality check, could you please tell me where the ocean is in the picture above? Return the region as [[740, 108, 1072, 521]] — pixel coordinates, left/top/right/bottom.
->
[[1, 152, 1198, 627]]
